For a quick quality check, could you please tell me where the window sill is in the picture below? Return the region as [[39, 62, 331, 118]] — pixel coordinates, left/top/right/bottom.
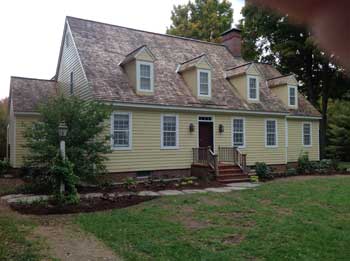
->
[[160, 146, 179, 150], [111, 147, 132, 151]]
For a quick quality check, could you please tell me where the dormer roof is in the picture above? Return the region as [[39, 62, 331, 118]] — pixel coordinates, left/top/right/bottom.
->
[[176, 54, 212, 73], [267, 74, 298, 88], [224, 62, 259, 78], [119, 45, 156, 66]]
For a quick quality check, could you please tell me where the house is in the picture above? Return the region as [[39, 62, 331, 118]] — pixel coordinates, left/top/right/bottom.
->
[[7, 17, 321, 182]]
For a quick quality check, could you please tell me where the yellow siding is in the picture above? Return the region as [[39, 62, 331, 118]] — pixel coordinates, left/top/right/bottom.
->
[[228, 74, 246, 100], [182, 68, 197, 97], [14, 116, 38, 168], [287, 119, 320, 162], [124, 60, 137, 89], [271, 85, 288, 105]]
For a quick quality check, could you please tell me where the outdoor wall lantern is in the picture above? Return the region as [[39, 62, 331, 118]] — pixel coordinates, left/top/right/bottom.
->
[[189, 123, 195, 133], [219, 124, 224, 133], [58, 122, 68, 194]]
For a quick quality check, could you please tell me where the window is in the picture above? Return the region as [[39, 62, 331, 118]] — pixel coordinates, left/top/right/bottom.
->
[[137, 61, 154, 92], [233, 118, 245, 148], [303, 123, 312, 146], [265, 119, 277, 147], [161, 115, 178, 149], [197, 69, 211, 97], [248, 76, 259, 101], [288, 86, 298, 106], [111, 112, 132, 149], [70, 72, 74, 95]]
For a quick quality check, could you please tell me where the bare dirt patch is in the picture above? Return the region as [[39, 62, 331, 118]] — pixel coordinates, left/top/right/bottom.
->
[[171, 206, 210, 229], [224, 234, 246, 245]]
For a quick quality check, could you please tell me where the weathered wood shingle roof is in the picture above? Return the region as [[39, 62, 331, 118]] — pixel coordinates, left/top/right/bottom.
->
[[9, 77, 57, 113]]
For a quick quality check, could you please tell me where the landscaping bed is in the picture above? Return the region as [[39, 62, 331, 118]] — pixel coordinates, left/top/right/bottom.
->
[[77, 177, 223, 194], [10, 195, 156, 215]]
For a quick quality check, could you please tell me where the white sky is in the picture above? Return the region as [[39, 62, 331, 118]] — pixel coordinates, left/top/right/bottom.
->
[[0, 0, 244, 99]]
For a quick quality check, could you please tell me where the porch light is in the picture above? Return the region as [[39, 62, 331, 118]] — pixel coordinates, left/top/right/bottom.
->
[[189, 123, 195, 133], [58, 122, 68, 138], [219, 124, 224, 133]]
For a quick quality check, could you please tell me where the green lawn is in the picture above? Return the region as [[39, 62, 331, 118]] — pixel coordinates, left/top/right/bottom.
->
[[76, 176, 350, 261]]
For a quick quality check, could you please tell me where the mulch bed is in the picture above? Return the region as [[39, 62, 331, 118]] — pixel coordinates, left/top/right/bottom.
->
[[77, 179, 223, 194], [10, 195, 156, 215]]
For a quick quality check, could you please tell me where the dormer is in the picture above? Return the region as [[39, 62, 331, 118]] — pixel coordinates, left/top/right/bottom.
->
[[267, 74, 298, 109], [119, 45, 156, 95], [177, 54, 212, 99], [225, 62, 260, 102]]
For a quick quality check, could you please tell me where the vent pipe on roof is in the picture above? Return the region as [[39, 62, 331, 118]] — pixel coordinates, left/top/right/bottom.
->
[[220, 28, 242, 57]]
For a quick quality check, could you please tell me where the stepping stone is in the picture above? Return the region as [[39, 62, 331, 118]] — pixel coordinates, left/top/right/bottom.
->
[[1, 194, 29, 202], [116, 192, 136, 197], [80, 193, 103, 199], [205, 187, 232, 193], [182, 189, 207, 194], [226, 182, 260, 188], [158, 190, 184, 196], [137, 191, 160, 196], [7, 195, 49, 204], [226, 187, 248, 190]]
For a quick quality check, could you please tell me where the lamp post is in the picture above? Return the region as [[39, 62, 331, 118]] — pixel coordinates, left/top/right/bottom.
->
[[58, 122, 68, 194]]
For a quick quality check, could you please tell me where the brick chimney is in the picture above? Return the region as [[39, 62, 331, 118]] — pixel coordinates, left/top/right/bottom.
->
[[221, 28, 242, 57]]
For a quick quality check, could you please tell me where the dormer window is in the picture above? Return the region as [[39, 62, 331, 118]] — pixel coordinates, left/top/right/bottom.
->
[[248, 76, 259, 101], [136, 61, 154, 92], [288, 85, 298, 107], [197, 69, 211, 98]]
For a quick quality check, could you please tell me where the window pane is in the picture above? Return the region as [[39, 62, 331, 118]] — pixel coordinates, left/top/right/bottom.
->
[[140, 77, 151, 90], [114, 131, 129, 146], [303, 123, 311, 145], [140, 64, 150, 78], [290, 87, 296, 105], [162, 116, 177, 147], [114, 114, 129, 130], [113, 114, 130, 147], [249, 78, 257, 99], [266, 120, 276, 146], [199, 71, 209, 95], [233, 119, 244, 147]]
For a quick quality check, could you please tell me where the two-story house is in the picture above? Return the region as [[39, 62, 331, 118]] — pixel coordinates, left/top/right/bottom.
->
[[7, 17, 321, 182]]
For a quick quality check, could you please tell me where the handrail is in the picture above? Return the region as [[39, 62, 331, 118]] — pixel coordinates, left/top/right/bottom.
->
[[192, 147, 219, 176], [218, 146, 247, 174]]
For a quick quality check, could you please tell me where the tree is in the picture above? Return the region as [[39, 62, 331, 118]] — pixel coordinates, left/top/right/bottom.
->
[[166, 0, 233, 42], [327, 101, 350, 161], [24, 95, 112, 195], [0, 98, 8, 160], [240, 3, 350, 158]]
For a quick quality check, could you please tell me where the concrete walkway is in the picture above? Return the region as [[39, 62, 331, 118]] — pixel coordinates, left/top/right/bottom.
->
[[1, 182, 261, 204]]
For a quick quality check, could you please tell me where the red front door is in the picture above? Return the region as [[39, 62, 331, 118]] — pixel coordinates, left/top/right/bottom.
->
[[199, 121, 214, 149]]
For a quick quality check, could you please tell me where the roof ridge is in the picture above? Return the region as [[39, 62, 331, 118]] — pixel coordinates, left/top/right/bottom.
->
[[66, 16, 226, 47], [267, 73, 293, 81], [225, 62, 252, 71], [179, 53, 206, 65], [11, 76, 57, 82]]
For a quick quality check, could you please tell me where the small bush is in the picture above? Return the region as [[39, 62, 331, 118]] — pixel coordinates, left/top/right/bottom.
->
[[286, 168, 297, 176], [297, 152, 312, 174], [124, 177, 137, 191], [0, 160, 10, 176], [255, 162, 273, 180], [250, 175, 259, 183], [310, 159, 334, 174]]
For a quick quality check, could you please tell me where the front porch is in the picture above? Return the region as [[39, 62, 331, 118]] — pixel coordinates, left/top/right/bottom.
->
[[192, 147, 250, 183]]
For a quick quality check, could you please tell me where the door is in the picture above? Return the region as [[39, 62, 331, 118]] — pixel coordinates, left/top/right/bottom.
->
[[199, 121, 214, 149]]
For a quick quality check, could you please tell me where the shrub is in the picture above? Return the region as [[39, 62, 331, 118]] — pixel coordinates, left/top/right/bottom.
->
[[297, 152, 312, 174], [286, 168, 297, 176], [124, 177, 137, 191], [0, 160, 10, 176], [310, 159, 334, 174], [255, 162, 273, 180], [250, 175, 259, 183]]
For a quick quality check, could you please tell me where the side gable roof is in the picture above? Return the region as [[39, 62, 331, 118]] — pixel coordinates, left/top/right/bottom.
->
[[9, 77, 57, 113]]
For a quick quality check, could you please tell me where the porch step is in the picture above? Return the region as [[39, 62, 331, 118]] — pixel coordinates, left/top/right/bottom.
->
[[218, 168, 243, 175], [217, 177, 251, 183]]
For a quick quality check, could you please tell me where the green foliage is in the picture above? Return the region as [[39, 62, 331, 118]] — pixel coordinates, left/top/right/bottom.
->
[[250, 175, 259, 183], [0, 160, 10, 176], [286, 168, 297, 176], [310, 159, 334, 174], [166, 0, 233, 42], [327, 100, 350, 161], [297, 152, 312, 174], [255, 162, 273, 180], [124, 177, 137, 191], [24, 95, 112, 187]]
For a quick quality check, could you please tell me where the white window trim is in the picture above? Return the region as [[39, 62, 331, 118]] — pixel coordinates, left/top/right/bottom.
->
[[247, 75, 260, 101], [197, 69, 212, 98], [232, 117, 246, 148], [160, 114, 179, 150], [110, 112, 132, 150], [265, 119, 278, 148], [302, 122, 312, 147], [288, 85, 298, 107], [136, 60, 154, 92]]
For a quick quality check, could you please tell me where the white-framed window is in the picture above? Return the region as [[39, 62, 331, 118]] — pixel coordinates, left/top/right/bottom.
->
[[232, 118, 245, 148], [197, 69, 211, 98], [265, 119, 278, 147], [288, 85, 298, 107], [161, 114, 179, 149], [111, 112, 132, 150], [247, 75, 259, 101], [302, 122, 312, 146], [136, 61, 154, 92]]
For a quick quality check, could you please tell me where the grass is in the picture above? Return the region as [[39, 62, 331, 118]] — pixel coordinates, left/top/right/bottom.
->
[[76, 176, 350, 261], [339, 162, 350, 169], [0, 216, 42, 261]]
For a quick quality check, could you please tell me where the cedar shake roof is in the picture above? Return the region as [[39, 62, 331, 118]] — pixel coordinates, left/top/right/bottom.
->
[[67, 16, 289, 114], [267, 75, 294, 87], [119, 45, 155, 66], [225, 63, 252, 78], [9, 77, 57, 113], [177, 54, 211, 73]]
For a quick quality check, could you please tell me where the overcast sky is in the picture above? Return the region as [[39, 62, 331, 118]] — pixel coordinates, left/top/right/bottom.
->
[[0, 0, 244, 99]]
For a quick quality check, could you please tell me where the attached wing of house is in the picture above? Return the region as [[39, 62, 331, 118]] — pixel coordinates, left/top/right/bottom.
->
[[7, 16, 321, 181]]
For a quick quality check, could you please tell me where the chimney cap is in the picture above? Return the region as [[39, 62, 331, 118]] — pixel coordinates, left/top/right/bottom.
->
[[221, 27, 241, 36]]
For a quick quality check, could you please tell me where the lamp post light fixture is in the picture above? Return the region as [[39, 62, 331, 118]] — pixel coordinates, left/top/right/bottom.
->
[[58, 122, 68, 194]]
